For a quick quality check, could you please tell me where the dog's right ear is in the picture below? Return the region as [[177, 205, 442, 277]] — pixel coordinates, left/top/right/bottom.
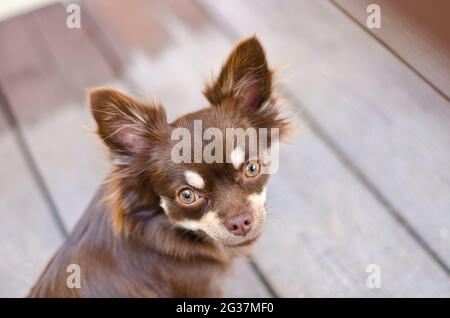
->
[[89, 88, 167, 159]]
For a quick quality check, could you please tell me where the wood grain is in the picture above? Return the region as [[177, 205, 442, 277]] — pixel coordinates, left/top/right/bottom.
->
[[33, 3, 115, 101], [0, 12, 71, 124]]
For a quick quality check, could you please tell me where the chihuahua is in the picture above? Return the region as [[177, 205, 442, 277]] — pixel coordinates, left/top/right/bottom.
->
[[29, 36, 290, 297]]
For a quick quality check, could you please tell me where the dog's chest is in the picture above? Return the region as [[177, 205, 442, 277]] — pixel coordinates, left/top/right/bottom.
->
[[154, 258, 229, 297]]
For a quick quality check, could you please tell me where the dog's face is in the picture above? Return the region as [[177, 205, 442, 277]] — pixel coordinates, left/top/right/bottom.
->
[[157, 107, 273, 247], [90, 37, 289, 248]]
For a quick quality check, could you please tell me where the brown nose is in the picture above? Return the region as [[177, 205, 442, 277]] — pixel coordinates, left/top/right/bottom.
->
[[224, 212, 254, 236]]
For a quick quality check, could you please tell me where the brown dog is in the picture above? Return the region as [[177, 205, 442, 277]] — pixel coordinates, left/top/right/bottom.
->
[[29, 37, 290, 297]]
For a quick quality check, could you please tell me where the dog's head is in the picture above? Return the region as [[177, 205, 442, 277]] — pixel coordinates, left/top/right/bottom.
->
[[90, 37, 290, 249]]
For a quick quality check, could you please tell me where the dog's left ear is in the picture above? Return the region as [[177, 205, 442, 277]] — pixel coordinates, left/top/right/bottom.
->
[[204, 36, 272, 109]]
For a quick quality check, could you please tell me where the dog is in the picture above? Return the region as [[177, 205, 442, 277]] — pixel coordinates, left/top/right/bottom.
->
[[29, 36, 291, 297]]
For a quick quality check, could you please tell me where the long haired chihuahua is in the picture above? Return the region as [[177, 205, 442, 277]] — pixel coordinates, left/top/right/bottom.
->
[[30, 37, 291, 297]]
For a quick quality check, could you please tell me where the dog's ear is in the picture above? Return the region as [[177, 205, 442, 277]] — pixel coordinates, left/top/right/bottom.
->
[[204, 36, 272, 110], [90, 88, 167, 158]]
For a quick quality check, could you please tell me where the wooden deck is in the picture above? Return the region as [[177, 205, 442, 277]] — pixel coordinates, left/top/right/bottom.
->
[[0, 0, 449, 297]]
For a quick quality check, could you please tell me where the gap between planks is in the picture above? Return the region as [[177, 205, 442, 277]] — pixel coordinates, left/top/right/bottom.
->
[[0, 85, 68, 239]]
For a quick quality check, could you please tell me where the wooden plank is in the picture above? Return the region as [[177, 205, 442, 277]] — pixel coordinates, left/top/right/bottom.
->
[[124, 16, 450, 296], [0, 112, 63, 297], [33, 3, 116, 101], [333, 0, 450, 99], [199, 0, 450, 274], [87, 0, 170, 57], [81, 0, 129, 75], [0, 13, 71, 124], [0, 11, 72, 296], [23, 99, 110, 231]]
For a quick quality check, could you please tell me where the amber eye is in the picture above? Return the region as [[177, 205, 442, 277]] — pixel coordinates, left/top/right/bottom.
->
[[177, 188, 197, 204], [244, 161, 261, 177]]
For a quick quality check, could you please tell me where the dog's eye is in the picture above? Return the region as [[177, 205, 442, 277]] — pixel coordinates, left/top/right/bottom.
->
[[244, 161, 261, 178], [177, 188, 197, 204]]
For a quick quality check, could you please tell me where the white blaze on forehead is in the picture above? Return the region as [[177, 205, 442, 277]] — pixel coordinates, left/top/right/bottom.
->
[[184, 170, 205, 189], [230, 147, 245, 169]]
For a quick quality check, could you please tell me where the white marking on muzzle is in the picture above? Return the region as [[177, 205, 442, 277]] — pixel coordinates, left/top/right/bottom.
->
[[174, 210, 220, 233], [248, 187, 267, 209], [159, 197, 222, 236]]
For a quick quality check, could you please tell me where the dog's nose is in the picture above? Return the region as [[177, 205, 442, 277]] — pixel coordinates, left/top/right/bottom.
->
[[224, 212, 254, 236]]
